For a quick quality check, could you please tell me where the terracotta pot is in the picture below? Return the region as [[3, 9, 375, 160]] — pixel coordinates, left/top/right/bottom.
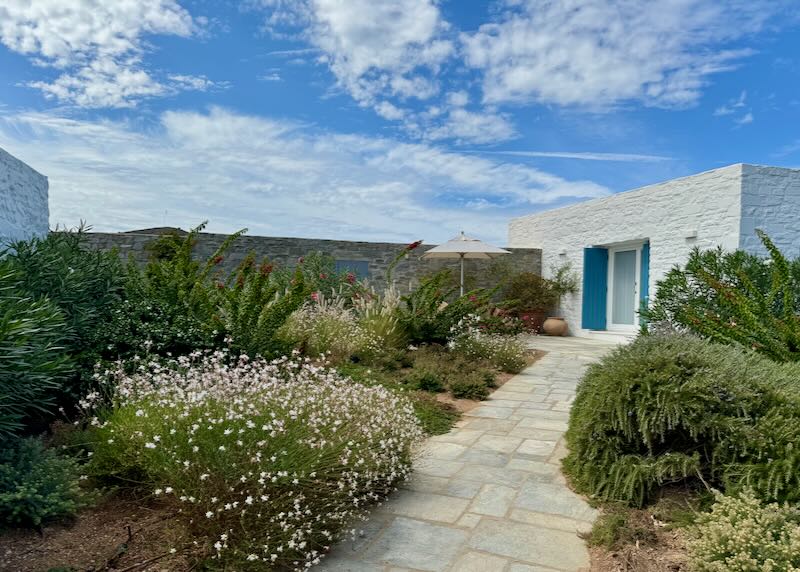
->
[[542, 316, 569, 336], [519, 310, 546, 333]]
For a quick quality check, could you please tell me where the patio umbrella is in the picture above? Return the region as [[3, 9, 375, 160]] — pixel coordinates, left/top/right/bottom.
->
[[421, 231, 511, 295]]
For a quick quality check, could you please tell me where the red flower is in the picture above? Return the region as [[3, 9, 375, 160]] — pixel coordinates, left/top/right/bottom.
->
[[346, 272, 356, 284], [311, 291, 319, 302], [405, 240, 423, 251], [469, 295, 477, 303], [215, 282, 225, 290], [260, 263, 273, 276], [319, 273, 328, 280], [212, 255, 224, 265]]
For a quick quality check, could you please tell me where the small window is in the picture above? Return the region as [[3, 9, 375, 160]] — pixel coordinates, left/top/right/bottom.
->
[[335, 259, 370, 279]]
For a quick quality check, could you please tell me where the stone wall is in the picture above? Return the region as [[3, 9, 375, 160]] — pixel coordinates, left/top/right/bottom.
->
[[0, 146, 49, 243], [83, 230, 541, 292], [509, 164, 746, 335]]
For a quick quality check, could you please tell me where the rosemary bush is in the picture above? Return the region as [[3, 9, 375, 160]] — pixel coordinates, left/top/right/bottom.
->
[[564, 334, 800, 507]]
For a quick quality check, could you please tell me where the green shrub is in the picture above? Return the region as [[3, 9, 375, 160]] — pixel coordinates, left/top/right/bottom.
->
[[90, 352, 422, 569], [450, 376, 490, 400], [409, 392, 460, 435], [0, 266, 72, 438], [644, 230, 800, 362], [213, 254, 308, 358], [564, 334, 800, 507], [407, 370, 445, 392], [398, 270, 492, 344], [0, 438, 90, 527], [95, 224, 231, 362], [2, 229, 125, 410], [2, 228, 125, 355], [688, 490, 800, 571], [503, 271, 557, 315]]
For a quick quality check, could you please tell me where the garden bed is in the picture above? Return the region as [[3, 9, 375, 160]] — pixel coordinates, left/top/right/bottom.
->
[[0, 495, 192, 572]]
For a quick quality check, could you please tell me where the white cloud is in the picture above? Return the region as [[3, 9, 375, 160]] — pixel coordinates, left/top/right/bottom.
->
[[0, 0, 213, 107], [420, 108, 517, 145], [0, 107, 608, 243], [714, 90, 748, 115], [484, 151, 672, 162], [257, 0, 452, 105], [735, 112, 754, 125], [461, 0, 777, 108]]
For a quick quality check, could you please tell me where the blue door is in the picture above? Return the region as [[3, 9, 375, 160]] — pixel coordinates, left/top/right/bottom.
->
[[582, 247, 608, 330]]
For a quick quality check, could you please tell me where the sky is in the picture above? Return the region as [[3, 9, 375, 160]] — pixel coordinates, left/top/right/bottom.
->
[[0, 0, 799, 245]]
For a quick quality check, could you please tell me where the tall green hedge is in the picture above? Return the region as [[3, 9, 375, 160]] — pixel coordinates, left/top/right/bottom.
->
[[564, 334, 800, 507]]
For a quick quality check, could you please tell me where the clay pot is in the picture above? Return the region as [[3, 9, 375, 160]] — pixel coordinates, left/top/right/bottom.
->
[[519, 310, 546, 333], [542, 316, 569, 336]]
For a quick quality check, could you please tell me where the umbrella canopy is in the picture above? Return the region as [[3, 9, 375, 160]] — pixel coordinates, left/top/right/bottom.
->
[[422, 231, 511, 294]]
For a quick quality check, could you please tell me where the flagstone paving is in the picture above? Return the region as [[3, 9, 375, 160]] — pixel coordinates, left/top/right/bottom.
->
[[317, 336, 619, 572]]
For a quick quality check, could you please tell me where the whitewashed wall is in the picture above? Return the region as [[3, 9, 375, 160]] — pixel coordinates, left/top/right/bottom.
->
[[508, 164, 745, 336], [739, 164, 800, 258], [0, 147, 49, 243]]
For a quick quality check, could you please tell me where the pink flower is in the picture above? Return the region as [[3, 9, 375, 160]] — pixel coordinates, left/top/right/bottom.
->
[[346, 272, 356, 284], [310, 291, 319, 302]]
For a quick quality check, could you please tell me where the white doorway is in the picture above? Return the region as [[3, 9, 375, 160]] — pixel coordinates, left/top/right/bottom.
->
[[606, 245, 642, 331]]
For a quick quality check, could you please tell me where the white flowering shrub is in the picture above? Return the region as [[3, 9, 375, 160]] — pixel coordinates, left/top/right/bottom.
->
[[688, 490, 800, 572], [448, 314, 528, 373], [278, 296, 380, 363], [89, 351, 422, 570]]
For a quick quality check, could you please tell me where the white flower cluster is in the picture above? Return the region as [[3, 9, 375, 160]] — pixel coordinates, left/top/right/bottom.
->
[[688, 490, 800, 571], [448, 314, 528, 373], [94, 350, 423, 570]]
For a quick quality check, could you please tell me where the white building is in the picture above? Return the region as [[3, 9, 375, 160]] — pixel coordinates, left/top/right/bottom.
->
[[509, 164, 800, 339], [0, 147, 49, 243]]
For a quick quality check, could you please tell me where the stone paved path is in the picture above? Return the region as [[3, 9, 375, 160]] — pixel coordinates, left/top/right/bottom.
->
[[317, 336, 619, 572]]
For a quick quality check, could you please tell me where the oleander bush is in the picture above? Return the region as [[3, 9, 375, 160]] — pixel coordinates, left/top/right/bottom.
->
[[564, 334, 800, 507], [2, 229, 125, 420], [0, 438, 90, 527], [644, 230, 800, 362], [688, 490, 800, 571], [0, 266, 72, 438], [89, 351, 422, 570]]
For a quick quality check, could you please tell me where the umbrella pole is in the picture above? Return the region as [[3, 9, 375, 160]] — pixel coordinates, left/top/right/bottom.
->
[[460, 253, 465, 296]]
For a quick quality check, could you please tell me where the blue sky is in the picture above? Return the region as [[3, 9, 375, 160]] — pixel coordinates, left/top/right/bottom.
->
[[0, 0, 799, 244]]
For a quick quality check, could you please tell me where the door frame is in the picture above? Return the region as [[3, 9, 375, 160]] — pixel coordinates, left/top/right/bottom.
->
[[606, 243, 642, 332]]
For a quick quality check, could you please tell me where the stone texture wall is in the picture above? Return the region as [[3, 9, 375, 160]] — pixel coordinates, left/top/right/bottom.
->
[[0, 146, 49, 243], [83, 230, 541, 292], [509, 164, 746, 335], [739, 164, 800, 258]]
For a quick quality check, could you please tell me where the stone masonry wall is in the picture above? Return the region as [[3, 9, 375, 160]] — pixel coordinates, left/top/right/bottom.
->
[[0, 146, 49, 243], [509, 164, 745, 335], [83, 230, 541, 293]]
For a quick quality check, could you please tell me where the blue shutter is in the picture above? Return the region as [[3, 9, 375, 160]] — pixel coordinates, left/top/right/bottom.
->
[[639, 242, 650, 324], [582, 247, 608, 330]]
